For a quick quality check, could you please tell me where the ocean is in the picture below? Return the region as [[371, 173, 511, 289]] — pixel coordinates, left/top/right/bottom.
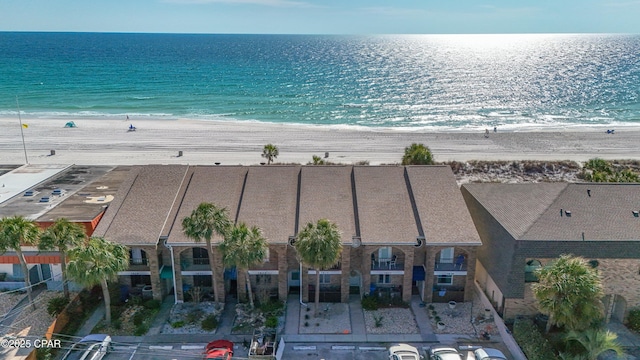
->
[[0, 32, 639, 131]]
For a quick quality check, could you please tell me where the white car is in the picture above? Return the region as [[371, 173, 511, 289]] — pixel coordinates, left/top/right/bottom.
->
[[474, 347, 508, 360], [62, 334, 112, 360], [427, 346, 463, 360], [389, 343, 424, 360]]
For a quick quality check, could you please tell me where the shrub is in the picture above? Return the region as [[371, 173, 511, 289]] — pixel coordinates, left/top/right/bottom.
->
[[374, 315, 384, 327], [143, 299, 161, 310], [186, 308, 204, 324], [47, 296, 70, 317], [112, 319, 122, 330], [627, 307, 640, 332], [201, 315, 218, 331], [361, 295, 379, 311], [258, 300, 285, 316], [427, 304, 434, 310], [265, 316, 278, 328], [513, 317, 556, 360], [134, 323, 149, 336], [171, 321, 185, 328], [304, 322, 309, 327], [132, 311, 146, 326], [305, 314, 310, 320]]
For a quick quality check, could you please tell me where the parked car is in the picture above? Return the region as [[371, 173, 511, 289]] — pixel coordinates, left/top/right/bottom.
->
[[474, 348, 508, 360], [61, 334, 111, 360], [427, 345, 463, 360], [204, 339, 234, 360], [389, 343, 423, 360]]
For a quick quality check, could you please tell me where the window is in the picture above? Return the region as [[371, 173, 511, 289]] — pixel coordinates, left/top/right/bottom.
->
[[437, 275, 453, 285], [290, 271, 300, 281], [192, 248, 209, 265], [378, 274, 391, 284], [193, 275, 212, 287], [525, 259, 542, 282], [319, 274, 331, 284], [378, 247, 392, 260], [440, 247, 454, 263]]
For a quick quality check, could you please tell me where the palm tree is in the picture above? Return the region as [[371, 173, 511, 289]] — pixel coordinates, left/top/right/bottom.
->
[[532, 255, 604, 332], [261, 144, 279, 165], [182, 203, 231, 303], [565, 328, 624, 360], [219, 223, 268, 309], [66, 237, 129, 325], [0, 216, 41, 310], [294, 219, 342, 317], [39, 218, 86, 299], [401, 143, 434, 165]]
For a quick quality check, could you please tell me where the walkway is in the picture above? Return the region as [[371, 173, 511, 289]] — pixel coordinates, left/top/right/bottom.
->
[[214, 295, 238, 336], [348, 294, 366, 335], [410, 295, 438, 342]]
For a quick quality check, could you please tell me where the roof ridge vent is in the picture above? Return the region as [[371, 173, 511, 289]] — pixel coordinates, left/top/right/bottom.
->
[[633, 210, 639, 218], [565, 210, 572, 217]]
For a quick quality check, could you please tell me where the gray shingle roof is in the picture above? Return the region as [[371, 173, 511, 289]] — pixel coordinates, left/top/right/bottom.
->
[[523, 183, 640, 241], [166, 166, 248, 245], [406, 166, 482, 246], [298, 166, 356, 243], [353, 166, 418, 245], [98, 165, 188, 245], [461, 183, 568, 239], [237, 166, 300, 244]]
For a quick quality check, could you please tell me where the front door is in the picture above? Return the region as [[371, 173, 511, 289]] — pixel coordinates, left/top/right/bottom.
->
[[288, 271, 300, 293]]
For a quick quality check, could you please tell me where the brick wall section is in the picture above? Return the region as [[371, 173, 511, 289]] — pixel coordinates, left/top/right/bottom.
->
[[145, 246, 163, 301], [425, 248, 436, 302], [276, 245, 288, 301], [402, 245, 414, 302], [341, 246, 351, 302], [464, 247, 477, 302], [212, 249, 225, 303], [173, 246, 186, 302]]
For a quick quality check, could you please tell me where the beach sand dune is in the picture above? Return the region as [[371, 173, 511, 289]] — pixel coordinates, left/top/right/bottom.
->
[[1, 118, 638, 166]]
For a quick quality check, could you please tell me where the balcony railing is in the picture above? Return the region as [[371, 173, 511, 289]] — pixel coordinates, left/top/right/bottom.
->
[[193, 257, 210, 265], [434, 261, 467, 272], [129, 258, 149, 267], [371, 261, 403, 270]]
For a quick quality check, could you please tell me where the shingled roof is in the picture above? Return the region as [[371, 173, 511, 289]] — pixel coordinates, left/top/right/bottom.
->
[[523, 183, 640, 241], [96, 165, 188, 246], [407, 166, 481, 246], [298, 166, 357, 243], [165, 166, 248, 245], [353, 166, 418, 245], [236, 166, 300, 244], [461, 183, 568, 239]]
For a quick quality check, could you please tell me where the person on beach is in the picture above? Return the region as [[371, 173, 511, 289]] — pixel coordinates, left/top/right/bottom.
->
[[485, 129, 490, 138]]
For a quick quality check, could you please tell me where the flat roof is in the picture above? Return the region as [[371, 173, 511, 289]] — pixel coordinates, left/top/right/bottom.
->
[[237, 166, 299, 244], [298, 166, 357, 243], [99, 165, 188, 246], [406, 166, 482, 246], [36, 166, 130, 223], [0, 165, 114, 220], [166, 166, 248, 245], [353, 166, 418, 245], [0, 164, 72, 207]]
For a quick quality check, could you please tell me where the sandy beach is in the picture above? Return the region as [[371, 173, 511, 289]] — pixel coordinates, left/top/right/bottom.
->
[[1, 118, 639, 166]]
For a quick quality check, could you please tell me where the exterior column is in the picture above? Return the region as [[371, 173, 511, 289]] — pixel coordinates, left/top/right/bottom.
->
[[340, 246, 351, 302], [402, 246, 414, 302], [277, 245, 288, 302], [302, 264, 310, 302], [212, 248, 226, 303], [463, 247, 477, 302], [362, 247, 372, 296], [173, 247, 184, 303], [424, 246, 437, 303], [147, 247, 163, 301]]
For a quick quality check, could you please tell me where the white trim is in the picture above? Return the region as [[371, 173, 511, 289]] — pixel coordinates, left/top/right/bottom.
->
[[248, 270, 279, 275], [434, 271, 467, 276], [118, 271, 151, 276], [307, 270, 342, 275], [182, 271, 212, 276], [370, 270, 404, 275]]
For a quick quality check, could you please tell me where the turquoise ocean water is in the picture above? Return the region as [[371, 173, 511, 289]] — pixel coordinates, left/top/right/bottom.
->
[[0, 32, 639, 131]]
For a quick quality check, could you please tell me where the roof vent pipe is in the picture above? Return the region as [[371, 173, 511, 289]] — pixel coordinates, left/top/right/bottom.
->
[[587, 189, 591, 197], [582, 232, 585, 241], [633, 210, 639, 218], [560, 209, 563, 217]]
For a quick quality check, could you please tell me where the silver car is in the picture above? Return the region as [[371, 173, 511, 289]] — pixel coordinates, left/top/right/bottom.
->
[[474, 347, 508, 360], [427, 346, 463, 360], [389, 343, 424, 360], [62, 334, 112, 360]]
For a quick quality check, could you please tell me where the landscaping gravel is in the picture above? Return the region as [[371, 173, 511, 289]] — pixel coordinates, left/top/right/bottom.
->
[[4, 291, 59, 338], [0, 293, 26, 328], [299, 303, 351, 334], [161, 302, 223, 334], [426, 290, 499, 336], [364, 308, 419, 334]]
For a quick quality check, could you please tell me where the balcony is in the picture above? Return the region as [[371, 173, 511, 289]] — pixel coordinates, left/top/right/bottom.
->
[[434, 261, 467, 272], [129, 258, 150, 270], [371, 261, 404, 271], [181, 258, 211, 271]]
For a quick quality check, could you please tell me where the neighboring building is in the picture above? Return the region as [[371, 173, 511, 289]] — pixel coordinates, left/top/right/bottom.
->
[[462, 183, 640, 322], [0, 165, 125, 290], [94, 165, 482, 304]]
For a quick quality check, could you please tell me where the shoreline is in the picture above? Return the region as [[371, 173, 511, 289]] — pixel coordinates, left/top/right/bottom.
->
[[1, 117, 640, 166]]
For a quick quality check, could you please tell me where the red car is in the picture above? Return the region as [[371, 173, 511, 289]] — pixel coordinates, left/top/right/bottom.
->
[[204, 340, 234, 360]]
